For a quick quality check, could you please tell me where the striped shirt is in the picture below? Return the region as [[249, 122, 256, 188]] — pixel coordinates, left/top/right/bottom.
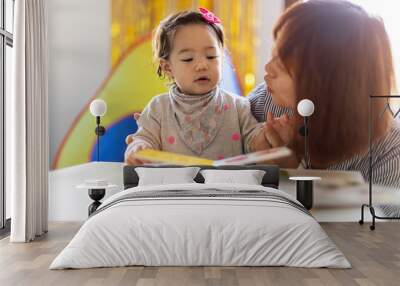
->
[[248, 82, 400, 189]]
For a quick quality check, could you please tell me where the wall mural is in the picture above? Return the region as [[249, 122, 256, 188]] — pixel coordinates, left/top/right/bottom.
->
[[52, 0, 255, 169]]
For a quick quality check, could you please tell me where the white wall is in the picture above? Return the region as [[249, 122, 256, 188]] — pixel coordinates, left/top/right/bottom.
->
[[254, 0, 284, 84], [47, 0, 110, 166]]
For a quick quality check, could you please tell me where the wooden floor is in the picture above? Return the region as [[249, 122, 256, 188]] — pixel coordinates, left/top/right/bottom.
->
[[0, 222, 399, 286]]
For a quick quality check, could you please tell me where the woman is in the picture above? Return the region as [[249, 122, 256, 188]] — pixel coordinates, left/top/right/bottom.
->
[[250, 0, 400, 187]]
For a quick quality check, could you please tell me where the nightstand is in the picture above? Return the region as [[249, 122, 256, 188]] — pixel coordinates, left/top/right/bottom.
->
[[76, 180, 117, 216], [289, 176, 321, 210]]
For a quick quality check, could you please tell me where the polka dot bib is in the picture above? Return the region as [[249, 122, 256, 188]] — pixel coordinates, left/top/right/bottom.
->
[[169, 84, 224, 155]]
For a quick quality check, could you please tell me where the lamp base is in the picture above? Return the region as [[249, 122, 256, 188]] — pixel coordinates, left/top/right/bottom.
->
[[289, 176, 320, 210], [88, 188, 105, 216], [296, 180, 313, 210]]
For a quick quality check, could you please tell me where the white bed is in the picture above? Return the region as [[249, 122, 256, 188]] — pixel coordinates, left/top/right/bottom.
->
[[50, 182, 350, 269]]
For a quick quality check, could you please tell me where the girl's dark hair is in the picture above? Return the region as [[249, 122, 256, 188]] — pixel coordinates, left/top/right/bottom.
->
[[274, 0, 394, 167], [153, 10, 225, 77]]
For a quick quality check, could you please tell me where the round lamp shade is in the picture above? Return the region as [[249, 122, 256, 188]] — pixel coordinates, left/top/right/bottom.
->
[[297, 99, 314, 117], [90, 99, 107, 117]]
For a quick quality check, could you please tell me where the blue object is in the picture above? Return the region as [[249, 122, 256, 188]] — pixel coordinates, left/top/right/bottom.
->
[[90, 116, 138, 162]]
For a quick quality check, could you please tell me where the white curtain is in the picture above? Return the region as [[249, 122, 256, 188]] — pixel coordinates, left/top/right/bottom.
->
[[7, 0, 49, 242]]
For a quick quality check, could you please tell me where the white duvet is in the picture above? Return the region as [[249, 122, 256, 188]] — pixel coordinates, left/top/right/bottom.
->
[[50, 183, 350, 269]]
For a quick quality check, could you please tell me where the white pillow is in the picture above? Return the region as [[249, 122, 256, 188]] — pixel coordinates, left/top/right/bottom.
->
[[200, 169, 266, 185], [135, 167, 200, 186]]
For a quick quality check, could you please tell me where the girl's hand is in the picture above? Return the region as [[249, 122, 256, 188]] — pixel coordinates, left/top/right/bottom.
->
[[124, 142, 152, 165], [251, 128, 272, 152], [133, 112, 141, 121], [125, 134, 135, 145], [125, 113, 142, 144]]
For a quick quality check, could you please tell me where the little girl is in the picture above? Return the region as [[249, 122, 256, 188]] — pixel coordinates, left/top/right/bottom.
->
[[125, 8, 264, 164]]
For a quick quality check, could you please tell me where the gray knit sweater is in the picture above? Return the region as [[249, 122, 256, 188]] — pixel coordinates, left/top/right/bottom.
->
[[127, 89, 263, 160]]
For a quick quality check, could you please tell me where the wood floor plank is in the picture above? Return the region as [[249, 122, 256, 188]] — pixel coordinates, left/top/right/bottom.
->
[[0, 222, 399, 286]]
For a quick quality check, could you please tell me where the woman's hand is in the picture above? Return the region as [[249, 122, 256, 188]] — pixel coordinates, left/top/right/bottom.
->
[[264, 112, 296, 148], [256, 112, 299, 168]]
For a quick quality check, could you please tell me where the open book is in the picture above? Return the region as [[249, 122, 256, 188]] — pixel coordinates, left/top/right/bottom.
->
[[133, 147, 292, 166]]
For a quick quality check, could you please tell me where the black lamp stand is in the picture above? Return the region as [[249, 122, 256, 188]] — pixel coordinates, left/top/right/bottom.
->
[[303, 116, 310, 169], [95, 116, 106, 161], [299, 116, 310, 168], [359, 95, 400, 230], [296, 116, 314, 209]]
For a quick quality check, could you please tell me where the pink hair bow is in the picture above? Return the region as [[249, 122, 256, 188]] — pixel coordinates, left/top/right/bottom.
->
[[199, 7, 221, 24]]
